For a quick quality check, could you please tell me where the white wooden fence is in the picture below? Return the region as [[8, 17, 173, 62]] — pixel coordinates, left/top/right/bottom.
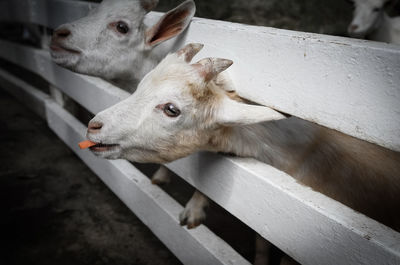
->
[[1, 1, 400, 264]]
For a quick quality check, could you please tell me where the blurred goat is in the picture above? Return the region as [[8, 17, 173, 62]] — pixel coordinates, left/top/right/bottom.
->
[[50, 0, 196, 90], [348, 0, 400, 44]]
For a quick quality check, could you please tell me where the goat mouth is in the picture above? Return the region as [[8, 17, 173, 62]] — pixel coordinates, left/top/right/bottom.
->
[[89, 143, 119, 152], [50, 42, 81, 55]]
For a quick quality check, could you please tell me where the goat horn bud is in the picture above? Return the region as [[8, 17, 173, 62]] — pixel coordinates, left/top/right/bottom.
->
[[177, 43, 204, 62], [193, 58, 233, 81], [140, 0, 159, 12]]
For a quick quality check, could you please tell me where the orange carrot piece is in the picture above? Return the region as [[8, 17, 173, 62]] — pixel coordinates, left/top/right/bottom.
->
[[78, 140, 97, 149]]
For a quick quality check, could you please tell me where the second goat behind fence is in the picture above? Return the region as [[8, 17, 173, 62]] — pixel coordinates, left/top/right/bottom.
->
[[348, 0, 400, 44]]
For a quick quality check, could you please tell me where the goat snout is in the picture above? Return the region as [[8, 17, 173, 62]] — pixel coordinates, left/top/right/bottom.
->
[[50, 27, 81, 54], [87, 121, 103, 134], [348, 24, 359, 33], [53, 27, 71, 40]]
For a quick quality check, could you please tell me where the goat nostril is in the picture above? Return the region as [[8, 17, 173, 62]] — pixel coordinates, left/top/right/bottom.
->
[[88, 121, 103, 134], [54, 28, 71, 39], [349, 24, 359, 32]]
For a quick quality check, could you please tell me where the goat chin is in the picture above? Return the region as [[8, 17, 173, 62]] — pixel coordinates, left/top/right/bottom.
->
[[50, 50, 80, 69]]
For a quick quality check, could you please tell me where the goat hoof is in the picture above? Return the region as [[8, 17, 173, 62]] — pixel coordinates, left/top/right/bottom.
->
[[151, 166, 171, 185], [151, 178, 169, 185], [179, 207, 206, 229]]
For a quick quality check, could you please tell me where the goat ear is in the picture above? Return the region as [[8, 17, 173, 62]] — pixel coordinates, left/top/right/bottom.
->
[[192, 58, 233, 82], [216, 98, 286, 126], [140, 0, 158, 12], [145, 0, 196, 47], [176, 43, 204, 62]]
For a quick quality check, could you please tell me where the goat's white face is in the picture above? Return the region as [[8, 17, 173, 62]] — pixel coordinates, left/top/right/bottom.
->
[[85, 44, 214, 163], [348, 0, 388, 37], [50, 0, 195, 82], [85, 44, 285, 164]]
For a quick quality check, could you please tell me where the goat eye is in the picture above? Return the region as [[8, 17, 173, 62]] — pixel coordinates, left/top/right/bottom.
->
[[163, 103, 181, 117], [373, 7, 381, 12], [116, 21, 129, 34]]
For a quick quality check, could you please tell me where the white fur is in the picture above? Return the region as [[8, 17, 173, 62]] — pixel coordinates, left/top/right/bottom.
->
[[348, 0, 400, 44]]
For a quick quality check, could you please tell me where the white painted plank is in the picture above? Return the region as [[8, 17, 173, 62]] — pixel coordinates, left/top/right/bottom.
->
[[0, 69, 250, 265]]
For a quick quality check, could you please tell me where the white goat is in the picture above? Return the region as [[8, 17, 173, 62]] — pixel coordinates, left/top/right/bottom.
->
[[50, 0, 195, 90], [348, 0, 400, 44], [50, 0, 201, 227], [85, 42, 400, 235], [84, 43, 400, 264]]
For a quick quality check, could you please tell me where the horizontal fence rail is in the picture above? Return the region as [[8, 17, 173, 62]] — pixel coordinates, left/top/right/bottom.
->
[[0, 68, 250, 265], [0, 42, 399, 265], [0, 0, 399, 152], [1, 0, 400, 264]]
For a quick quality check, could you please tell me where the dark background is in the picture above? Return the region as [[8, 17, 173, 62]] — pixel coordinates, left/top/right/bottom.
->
[[156, 0, 352, 36]]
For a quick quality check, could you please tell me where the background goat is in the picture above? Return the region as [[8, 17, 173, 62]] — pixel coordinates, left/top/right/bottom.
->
[[50, 0, 195, 90], [348, 0, 400, 44]]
